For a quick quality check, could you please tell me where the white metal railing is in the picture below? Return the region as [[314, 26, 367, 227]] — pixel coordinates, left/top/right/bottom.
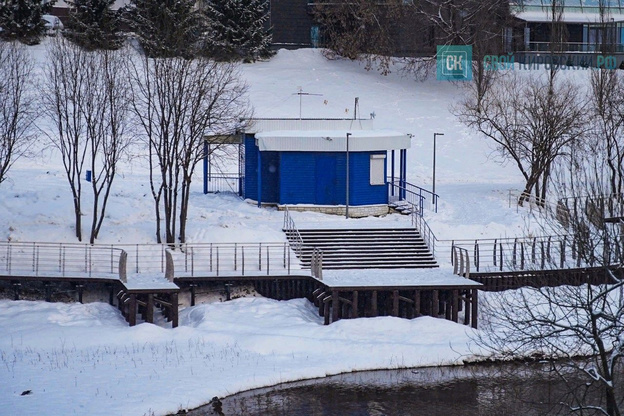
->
[[165, 242, 301, 277], [450, 233, 622, 274], [452, 246, 470, 278], [0, 242, 126, 280], [283, 207, 304, 256], [310, 248, 323, 280], [387, 179, 439, 215]]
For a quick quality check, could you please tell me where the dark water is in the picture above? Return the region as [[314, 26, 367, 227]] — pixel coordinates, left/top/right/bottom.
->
[[188, 363, 615, 416]]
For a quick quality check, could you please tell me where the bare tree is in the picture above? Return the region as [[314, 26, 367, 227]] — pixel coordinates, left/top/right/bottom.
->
[[477, 163, 624, 416], [128, 55, 251, 245], [456, 72, 587, 206], [589, 69, 624, 198], [42, 38, 89, 241], [42, 38, 130, 242], [83, 49, 132, 243], [0, 42, 37, 186]]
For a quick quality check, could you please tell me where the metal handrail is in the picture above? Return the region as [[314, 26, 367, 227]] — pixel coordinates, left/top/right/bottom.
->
[[385, 184, 439, 257], [0, 241, 127, 280], [387, 178, 439, 215], [283, 206, 304, 257], [310, 248, 323, 280], [452, 245, 470, 278], [170, 242, 301, 277], [449, 232, 621, 274]]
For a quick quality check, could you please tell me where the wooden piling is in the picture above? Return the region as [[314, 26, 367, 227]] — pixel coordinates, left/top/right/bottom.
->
[[128, 294, 137, 326], [146, 294, 154, 324], [171, 293, 179, 328], [371, 290, 378, 317], [464, 290, 471, 326], [414, 290, 421, 318], [352, 291, 358, 318], [190, 284, 196, 306], [331, 290, 340, 323], [452, 290, 459, 323], [392, 290, 399, 317], [471, 289, 478, 329]]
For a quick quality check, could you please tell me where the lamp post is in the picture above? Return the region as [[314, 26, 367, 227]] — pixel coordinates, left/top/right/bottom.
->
[[346, 132, 351, 219], [433, 133, 444, 202]]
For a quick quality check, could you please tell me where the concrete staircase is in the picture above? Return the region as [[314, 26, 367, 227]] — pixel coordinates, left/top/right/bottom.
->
[[285, 228, 438, 270]]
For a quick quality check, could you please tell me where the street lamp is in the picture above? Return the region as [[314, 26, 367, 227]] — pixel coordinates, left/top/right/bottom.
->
[[433, 133, 444, 202], [346, 132, 352, 218]]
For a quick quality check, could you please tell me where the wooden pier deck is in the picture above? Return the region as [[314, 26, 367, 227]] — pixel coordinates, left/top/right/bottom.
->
[[308, 268, 480, 328]]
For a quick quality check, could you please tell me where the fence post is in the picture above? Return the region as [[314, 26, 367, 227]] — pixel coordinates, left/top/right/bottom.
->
[[474, 240, 479, 272], [450, 240, 455, 265], [242, 246, 245, 276], [266, 246, 270, 275], [493, 239, 497, 267], [560, 238, 566, 269], [118, 251, 128, 283]]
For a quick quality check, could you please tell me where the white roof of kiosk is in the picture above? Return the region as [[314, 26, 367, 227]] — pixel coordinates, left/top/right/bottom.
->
[[246, 119, 411, 152]]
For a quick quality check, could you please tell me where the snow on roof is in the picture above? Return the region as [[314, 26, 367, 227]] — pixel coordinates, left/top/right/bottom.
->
[[515, 10, 624, 22], [255, 129, 411, 152]]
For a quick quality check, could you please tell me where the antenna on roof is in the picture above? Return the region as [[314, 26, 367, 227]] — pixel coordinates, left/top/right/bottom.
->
[[353, 97, 359, 120], [294, 87, 322, 119]]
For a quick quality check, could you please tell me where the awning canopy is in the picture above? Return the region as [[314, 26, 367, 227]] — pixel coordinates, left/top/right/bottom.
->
[[255, 129, 411, 152]]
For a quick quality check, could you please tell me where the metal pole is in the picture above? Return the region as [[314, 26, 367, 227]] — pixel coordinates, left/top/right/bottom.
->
[[346, 132, 351, 219], [433, 133, 444, 202]]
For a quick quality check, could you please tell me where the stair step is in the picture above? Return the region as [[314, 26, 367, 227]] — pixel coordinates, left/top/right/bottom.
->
[[284, 226, 437, 270], [295, 228, 420, 234]]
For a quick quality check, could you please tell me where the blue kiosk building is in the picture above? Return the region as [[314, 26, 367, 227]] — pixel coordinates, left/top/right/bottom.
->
[[239, 118, 411, 217]]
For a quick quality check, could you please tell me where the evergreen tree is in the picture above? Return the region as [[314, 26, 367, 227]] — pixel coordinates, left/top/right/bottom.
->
[[0, 0, 55, 44], [202, 0, 272, 61], [123, 0, 205, 58], [64, 0, 123, 50]]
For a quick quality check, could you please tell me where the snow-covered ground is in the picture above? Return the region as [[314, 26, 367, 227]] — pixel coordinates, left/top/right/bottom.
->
[[0, 44, 549, 415]]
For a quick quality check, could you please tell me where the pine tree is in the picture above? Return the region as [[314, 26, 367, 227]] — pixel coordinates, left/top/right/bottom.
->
[[202, 0, 272, 61], [0, 0, 55, 44], [64, 0, 123, 50], [123, 0, 205, 58]]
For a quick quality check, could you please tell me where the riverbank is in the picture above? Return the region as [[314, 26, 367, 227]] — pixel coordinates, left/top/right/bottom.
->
[[0, 297, 479, 416]]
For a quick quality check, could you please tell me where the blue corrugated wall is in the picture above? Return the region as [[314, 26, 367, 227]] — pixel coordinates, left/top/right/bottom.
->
[[244, 135, 388, 205], [279, 151, 387, 205], [244, 135, 280, 203]]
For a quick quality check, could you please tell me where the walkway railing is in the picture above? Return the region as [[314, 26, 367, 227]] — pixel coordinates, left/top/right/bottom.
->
[[165, 242, 301, 277], [387, 179, 438, 215], [310, 248, 323, 280], [452, 246, 470, 278], [283, 207, 304, 257], [0, 242, 127, 280], [450, 233, 623, 274]]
